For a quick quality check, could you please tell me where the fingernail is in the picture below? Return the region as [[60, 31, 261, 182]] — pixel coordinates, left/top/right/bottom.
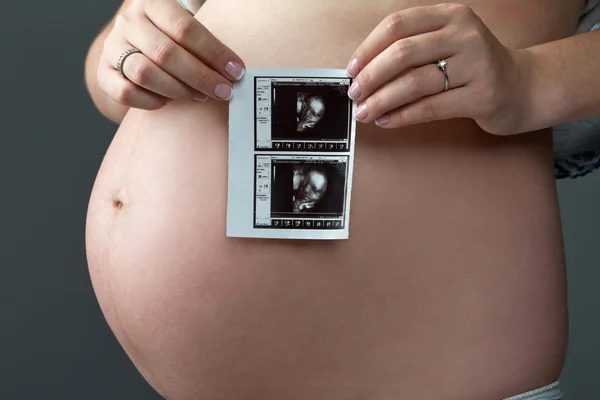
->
[[354, 103, 368, 121], [348, 82, 361, 100], [194, 92, 208, 102], [375, 114, 390, 126], [346, 58, 360, 78], [225, 61, 245, 81], [214, 84, 233, 100]]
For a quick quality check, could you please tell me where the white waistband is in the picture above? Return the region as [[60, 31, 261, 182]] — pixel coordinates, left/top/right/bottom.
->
[[505, 381, 563, 400]]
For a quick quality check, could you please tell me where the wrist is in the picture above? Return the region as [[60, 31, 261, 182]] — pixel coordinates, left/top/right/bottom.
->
[[511, 47, 564, 134]]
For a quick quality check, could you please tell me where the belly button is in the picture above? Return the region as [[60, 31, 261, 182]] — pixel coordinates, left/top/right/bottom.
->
[[111, 186, 127, 210]]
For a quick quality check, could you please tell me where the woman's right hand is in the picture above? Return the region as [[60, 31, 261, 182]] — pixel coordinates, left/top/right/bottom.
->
[[98, 0, 245, 110]]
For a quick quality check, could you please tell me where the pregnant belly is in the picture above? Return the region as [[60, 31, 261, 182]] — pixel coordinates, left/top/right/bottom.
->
[[85, 1, 569, 399]]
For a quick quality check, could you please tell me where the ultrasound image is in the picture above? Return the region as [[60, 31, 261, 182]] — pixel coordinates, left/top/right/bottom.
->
[[272, 82, 350, 141], [271, 160, 347, 218], [297, 92, 325, 132]]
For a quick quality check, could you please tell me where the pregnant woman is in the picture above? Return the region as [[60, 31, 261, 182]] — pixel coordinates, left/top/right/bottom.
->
[[84, 0, 600, 398]]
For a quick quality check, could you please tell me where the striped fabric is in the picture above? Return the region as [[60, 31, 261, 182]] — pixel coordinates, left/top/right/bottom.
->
[[553, 0, 600, 179]]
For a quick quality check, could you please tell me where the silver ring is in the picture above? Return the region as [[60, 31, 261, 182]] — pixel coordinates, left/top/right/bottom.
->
[[437, 59, 449, 92], [117, 48, 142, 78]]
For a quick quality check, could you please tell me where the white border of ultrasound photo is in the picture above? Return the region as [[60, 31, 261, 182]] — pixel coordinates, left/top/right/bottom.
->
[[227, 68, 357, 240]]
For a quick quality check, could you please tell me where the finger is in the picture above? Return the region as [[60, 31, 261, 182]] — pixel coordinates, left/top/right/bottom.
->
[[346, 5, 450, 77], [103, 41, 203, 102], [348, 30, 458, 102], [97, 62, 170, 110], [354, 56, 469, 123], [120, 13, 235, 101], [144, 0, 246, 81], [372, 87, 475, 129]]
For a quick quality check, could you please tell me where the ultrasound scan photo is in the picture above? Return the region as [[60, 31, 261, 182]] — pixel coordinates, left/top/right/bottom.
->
[[271, 160, 346, 218], [227, 69, 357, 239], [271, 82, 350, 141]]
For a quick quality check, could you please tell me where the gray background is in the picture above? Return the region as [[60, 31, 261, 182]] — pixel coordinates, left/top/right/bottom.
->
[[0, 0, 598, 399]]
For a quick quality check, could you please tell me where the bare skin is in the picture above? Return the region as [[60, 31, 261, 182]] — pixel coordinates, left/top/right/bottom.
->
[[86, 0, 584, 399]]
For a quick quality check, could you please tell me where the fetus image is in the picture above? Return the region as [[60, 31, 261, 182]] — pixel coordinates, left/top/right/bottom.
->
[[297, 92, 325, 132], [292, 165, 328, 212], [270, 159, 346, 217], [270, 81, 350, 141]]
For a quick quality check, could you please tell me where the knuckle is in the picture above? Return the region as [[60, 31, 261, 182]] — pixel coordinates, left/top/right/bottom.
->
[[147, 96, 169, 110], [181, 87, 198, 101], [368, 95, 382, 116], [114, 81, 137, 105], [391, 38, 414, 61], [385, 12, 405, 38], [152, 41, 176, 65], [396, 109, 410, 126], [430, 29, 447, 48], [171, 17, 196, 43], [405, 72, 424, 97], [359, 69, 372, 90], [113, 12, 129, 29], [447, 3, 473, 19], [436, 3, 454, 14], [96, 65, 108, 92], [421, 99, 437, 121], [140, 0, 156, 14], [191, 72, 209, 91], [207, 44, 225, 64], [129, 60, 151, 85], [462, 28, 482, 47], [142, 0, 158, 12]]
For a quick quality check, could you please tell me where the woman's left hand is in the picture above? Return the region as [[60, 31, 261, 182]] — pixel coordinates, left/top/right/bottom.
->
[[346, 3, 533, 136]]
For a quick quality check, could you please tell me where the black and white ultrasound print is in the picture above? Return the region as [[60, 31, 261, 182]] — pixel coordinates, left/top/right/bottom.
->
[[227, 68, 356, 240], [271, 82, 350, 141], [271, 159, 347, 218]]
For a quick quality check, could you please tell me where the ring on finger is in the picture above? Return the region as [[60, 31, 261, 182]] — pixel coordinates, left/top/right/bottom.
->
[[366, 62, 455, 119], [436, 59, 450, 92], [117, 48, 142, 79]]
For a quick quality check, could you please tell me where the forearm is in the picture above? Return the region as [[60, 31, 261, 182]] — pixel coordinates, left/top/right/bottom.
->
[[522, 30, 600, 132]]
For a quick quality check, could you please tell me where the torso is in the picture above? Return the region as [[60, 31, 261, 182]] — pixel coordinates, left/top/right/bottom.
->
[[86, 1, 583, 398]]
